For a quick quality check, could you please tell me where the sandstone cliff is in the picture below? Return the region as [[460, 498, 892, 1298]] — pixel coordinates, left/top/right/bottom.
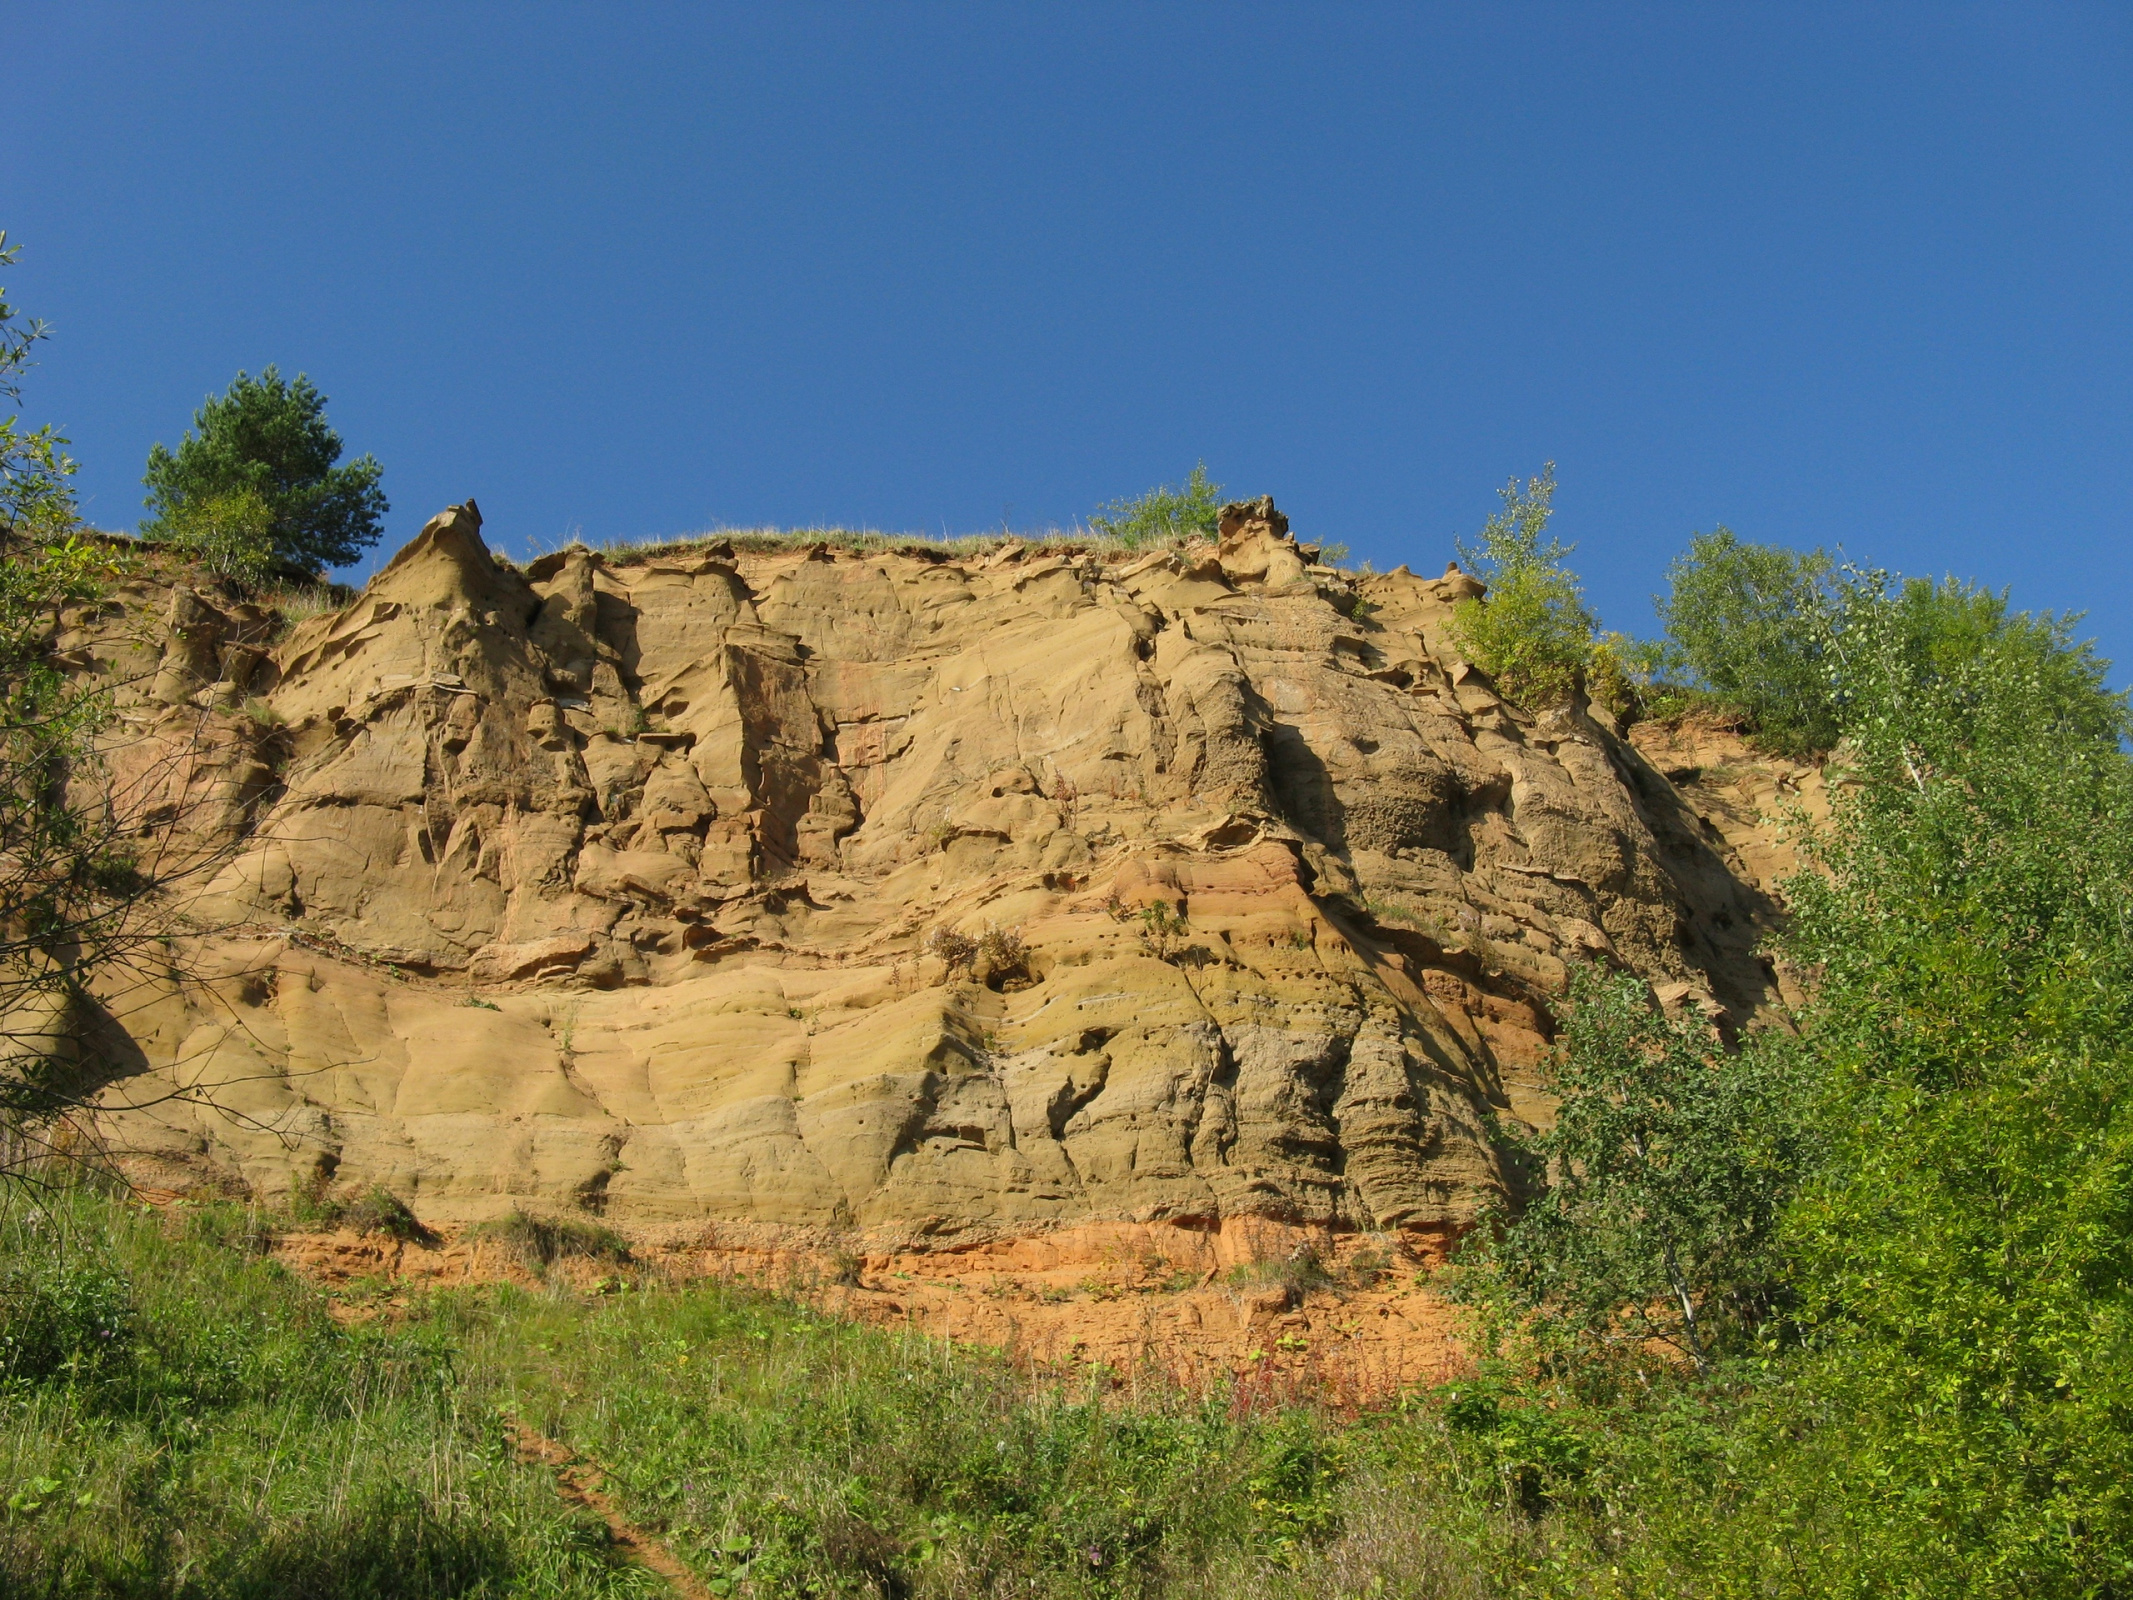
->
[[70, 499, 1807, 1243]]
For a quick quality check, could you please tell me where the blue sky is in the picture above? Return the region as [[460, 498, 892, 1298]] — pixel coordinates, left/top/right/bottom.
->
[[11, 3, 2131, 674]]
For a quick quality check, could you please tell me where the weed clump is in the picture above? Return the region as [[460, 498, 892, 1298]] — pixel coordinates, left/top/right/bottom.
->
[[290, 1183, 440, 1246], [0, 1256, 134, 1386], [924, 924, 977, 974], [470, 1209, 631, 1272], [1227, 1244, 1336, 1300]]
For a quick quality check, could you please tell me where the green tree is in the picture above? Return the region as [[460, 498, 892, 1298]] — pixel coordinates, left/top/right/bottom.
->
[[1654, 529, 1839, 754], [0, 233, 77, 536], [1456, 967, 1809, 1378], [1449, 464, 1598, 704], [1091, 462, 1222, 548], [1751, 579, 2133, 1594], [142, 367, 387, 573]]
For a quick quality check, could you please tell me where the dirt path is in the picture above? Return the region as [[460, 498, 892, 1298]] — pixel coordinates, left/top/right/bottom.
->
[[506, 1418, 713, 1600]]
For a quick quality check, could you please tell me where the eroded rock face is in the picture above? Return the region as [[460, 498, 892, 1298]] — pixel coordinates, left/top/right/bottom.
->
[[87, 501, 1795, 1240]]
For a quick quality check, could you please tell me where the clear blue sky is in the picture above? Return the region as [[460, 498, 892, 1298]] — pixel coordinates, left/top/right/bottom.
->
[[12, 4, 2131, 674]]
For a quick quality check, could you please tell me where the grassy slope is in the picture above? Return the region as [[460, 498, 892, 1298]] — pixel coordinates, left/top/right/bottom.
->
[[0, 1193, 1555, 1599]]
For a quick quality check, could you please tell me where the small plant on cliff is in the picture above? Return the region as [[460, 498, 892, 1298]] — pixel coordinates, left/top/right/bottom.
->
[[924, 924, 977, 974], [975, 922, 1027, 974], [142, 366, 388, 574], [1138, 898, 1189, 960], [1448, 463, 1599, 705], [1091, 463, 1223, 549]]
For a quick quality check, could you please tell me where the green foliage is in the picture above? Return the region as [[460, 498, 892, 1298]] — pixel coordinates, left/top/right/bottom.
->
[[0, 535, 151, 1152], [0, 1254, 134, 1386], [0, 1193, 656, 1598], [155, 486, 278, 585], [0, 1190, 1401, 1597], [143, 366, 388, 573], [1455, 968, 1809, 1376], [1091, 463, 1223, 549], [1442, 566, 2133, 1596], [1653, 528, 1840, 754], [1752, 575, 2133, 1595], [0, 232, 78, 537], [463, 1273, 1354, 1592], [1449, 464, 1599, 705]]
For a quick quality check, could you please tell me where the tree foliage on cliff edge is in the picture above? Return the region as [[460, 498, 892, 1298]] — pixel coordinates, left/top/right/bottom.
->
[[1449, 463, 1602, 705], [0, 232, 76, 537], [1452, 569, 2133, 1595], [1091, 462, 1224, 549], [143, 366, 387, 574]]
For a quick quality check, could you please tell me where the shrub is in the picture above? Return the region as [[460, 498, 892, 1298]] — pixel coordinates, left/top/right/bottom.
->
[[155, 487, 278, 585], [975, 922, 1028, 977], [1091, 463, 1223, 549], [142, 366, 388, 574], [1448, 464, 1598, 705], [925, 924, 977, 974], [1451, 966, 1810, 1376], [0, 1256, 134, 1385], [0, 232, 78, 537]]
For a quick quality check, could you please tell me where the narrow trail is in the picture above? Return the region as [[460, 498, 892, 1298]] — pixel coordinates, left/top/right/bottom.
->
[[506, 1418, 714, 1600]]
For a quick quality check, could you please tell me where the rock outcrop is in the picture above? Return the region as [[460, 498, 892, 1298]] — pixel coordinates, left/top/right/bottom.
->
[[77, 500, 1805, 1244]]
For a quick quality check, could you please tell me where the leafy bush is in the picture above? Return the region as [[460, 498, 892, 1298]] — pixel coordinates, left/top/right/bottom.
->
[[1445, 568, 2133, 1597], [1452, 967, 1809, 1377], [0, 1255, 134, 1386], [1091, 463, 1223, 549], [155, 486, 278, 584], [1448, 464, 1598, 705], [142, 366, 388, 574], [1750, 574, 2133, 1594]]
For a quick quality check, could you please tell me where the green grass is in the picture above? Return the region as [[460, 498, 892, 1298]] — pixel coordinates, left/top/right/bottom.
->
[[0, 1188, 1580, 1598], [0, 1191, 656, 1599]]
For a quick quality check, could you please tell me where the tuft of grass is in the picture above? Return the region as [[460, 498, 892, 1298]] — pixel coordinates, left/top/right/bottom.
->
[[287, 1182, 440, 1247], [1227, 1244, 1337, 1299], [469, 1209, 632, 1272], [570, 515, 1251, 572]]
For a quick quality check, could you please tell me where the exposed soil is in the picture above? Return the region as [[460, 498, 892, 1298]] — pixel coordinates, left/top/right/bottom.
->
[[272, 1213, 1470, 1404]]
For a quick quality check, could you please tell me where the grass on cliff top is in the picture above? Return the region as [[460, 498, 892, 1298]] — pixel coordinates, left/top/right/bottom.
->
[[552, 523, 1222, 571], [0, 1186, 1566, 1599]]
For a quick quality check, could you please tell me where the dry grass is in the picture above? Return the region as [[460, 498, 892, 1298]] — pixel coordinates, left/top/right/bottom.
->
[[562, 521, 1228, 570]]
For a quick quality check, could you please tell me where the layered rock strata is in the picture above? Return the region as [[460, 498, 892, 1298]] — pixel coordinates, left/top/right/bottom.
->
[[77, 498, 1799, 1241]]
